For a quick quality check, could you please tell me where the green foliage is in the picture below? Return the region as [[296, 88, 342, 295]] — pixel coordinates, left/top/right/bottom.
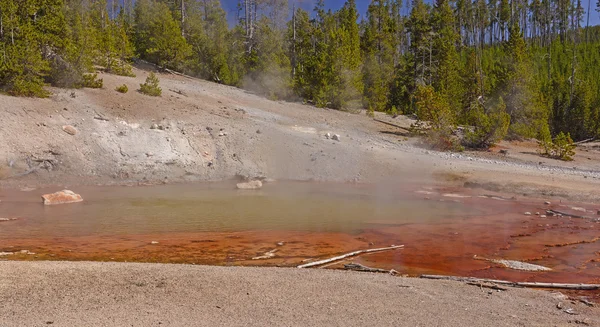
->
[[414, 84, 461, 151], [367, 105, 375, 118], [463, 98, 510, 149], [82, 73, 103, 88], [139, 72, 161, 96], [3, 0, 600, 151], [539, 132, 576, 161], [115, 84, 129, 93]]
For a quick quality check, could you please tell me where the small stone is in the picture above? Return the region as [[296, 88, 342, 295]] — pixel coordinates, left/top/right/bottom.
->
[[546, 211, 555, 216], [236, 180, 263, 190], [218, 131, 225, 137], [151, 241, 159, 245], [146, 152, 154, 157], [42, 190, 83, 205], [325, 132, 331, 139], [544, 201, 551, 205], [150, 123, 159, 129], [276, 242, 284, 246], [535, 212, 540, 215], [332, 134, 340, 141], [524, 212, 532, 216], [62, 125, 77, 135], [256, 129, 261, 134], [540, 215, 547, 218]]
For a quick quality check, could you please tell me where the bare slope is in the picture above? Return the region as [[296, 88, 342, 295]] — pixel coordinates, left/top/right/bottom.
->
[[1, 67, 600, 200]]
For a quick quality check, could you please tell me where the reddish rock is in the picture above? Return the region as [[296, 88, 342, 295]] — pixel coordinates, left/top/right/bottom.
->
[[42, 190, 83, 205], [62, 125, 78, 135]]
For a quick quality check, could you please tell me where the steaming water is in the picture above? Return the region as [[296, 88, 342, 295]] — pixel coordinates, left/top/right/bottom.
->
[[0, 182, 478, 239]]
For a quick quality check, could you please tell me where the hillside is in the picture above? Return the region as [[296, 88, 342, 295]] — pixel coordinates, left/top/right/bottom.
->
[[1, 67, 600, 202]]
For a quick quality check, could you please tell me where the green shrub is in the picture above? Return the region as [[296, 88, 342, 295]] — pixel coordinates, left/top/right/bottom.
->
[[366, 105, 375, 118], [538, 131, 576, 161], [8, 75, 49, 97], [115, 84, 128, 93], [82, 73, 103, 88], [414, 84, 461, 151], [111, 63, 136, 77], [462, 97, 510, 149], [139, 72, 161, 96]]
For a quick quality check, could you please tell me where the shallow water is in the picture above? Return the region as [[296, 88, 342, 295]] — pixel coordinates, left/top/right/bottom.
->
[[0, 182, 477, 238], [1, 181, 599, 300]]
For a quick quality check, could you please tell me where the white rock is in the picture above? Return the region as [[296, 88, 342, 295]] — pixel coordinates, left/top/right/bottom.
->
[[325, 132, 331, 139], [236, 180, 263, 190], [332, 134, 340, 141], [524, 212, 532, 216], [151, 241, 159, 245]]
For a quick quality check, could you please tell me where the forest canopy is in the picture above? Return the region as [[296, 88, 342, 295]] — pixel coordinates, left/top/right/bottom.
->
[[1, 0, 600, 146]]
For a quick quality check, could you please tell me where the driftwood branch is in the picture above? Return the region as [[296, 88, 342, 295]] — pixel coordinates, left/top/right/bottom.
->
[[420, 275, 600, 290], [373, 119, 411, 132], [574, 137, 595, 145], [298, 245, 404, 269], [547, 209, 588, 219], [93, 116, 109, 121], [344, 263, 398, 275], [466, 282, 508, 291]]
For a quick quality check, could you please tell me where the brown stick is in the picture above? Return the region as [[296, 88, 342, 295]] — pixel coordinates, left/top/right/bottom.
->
[[466, 282, 508, 291], [547, 209, 588, 219], [297, 245, 404, 269], [574, 137, 595, 145], [373, 119, 411, 132], [420, 275, 600, 290]]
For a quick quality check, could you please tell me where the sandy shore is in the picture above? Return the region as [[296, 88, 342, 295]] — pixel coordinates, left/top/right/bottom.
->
[[0, 261, 598, 326]]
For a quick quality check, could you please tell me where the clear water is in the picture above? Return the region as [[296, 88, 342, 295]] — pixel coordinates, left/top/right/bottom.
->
[[0, 182, 476, 238]]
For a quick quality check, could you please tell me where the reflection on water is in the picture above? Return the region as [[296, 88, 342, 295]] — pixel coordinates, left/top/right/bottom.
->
[[0, 182, 477, 238]]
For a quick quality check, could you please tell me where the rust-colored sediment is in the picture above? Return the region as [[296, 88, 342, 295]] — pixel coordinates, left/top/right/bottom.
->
[[2, 186, 599, 300]]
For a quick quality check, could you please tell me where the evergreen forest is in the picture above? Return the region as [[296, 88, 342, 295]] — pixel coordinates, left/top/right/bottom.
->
[[2, 0, 600, 149]]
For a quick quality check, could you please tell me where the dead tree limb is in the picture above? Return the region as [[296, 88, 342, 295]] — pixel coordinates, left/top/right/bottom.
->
[[574, 138, 595, 145], [547, 209, 588, 219], [373, 119, 411, 132], [298, 245, 404, 269], [344, 263, 398, 275], [466, 282, 508, 291], [420, 275, 600, 290]]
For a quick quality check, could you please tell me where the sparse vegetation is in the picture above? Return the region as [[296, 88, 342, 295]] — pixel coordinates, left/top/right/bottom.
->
[[82, 74, 103, 89], [539, 131, 576, 161], [115, 84, 129, 93], [139, 72, 162, 96]]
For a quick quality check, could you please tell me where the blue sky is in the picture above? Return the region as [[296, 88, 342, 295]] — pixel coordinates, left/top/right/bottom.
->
[[220, 0, 600, 26]]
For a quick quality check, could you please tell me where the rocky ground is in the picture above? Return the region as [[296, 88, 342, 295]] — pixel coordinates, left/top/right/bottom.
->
[[2, 65, 600, 202], [1, 261, 598, 326]]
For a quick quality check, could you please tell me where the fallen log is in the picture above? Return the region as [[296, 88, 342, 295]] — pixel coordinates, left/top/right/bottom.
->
[[547, 209, 588, 219], [373, 119, 411, 132], [574, 137, 596, 145], [466, 282, 508, 291], [297, 245, 403, 269], [343, 263, 397, 275], [420, 275, 600, 290]]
